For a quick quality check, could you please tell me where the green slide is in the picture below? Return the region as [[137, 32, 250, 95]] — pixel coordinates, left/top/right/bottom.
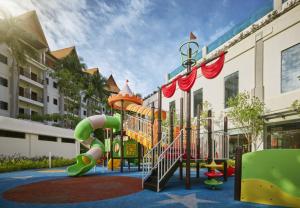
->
[[67, 114, 120, 176]]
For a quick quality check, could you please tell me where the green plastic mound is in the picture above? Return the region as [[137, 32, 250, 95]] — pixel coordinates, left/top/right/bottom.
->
[[242, 149, 300, 197]]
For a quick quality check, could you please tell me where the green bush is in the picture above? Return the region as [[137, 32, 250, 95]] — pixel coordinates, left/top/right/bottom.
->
[[0, 154, 75, 173]]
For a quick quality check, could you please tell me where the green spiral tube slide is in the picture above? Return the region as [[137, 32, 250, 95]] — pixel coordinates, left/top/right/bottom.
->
[[67, 113, 121, 176]]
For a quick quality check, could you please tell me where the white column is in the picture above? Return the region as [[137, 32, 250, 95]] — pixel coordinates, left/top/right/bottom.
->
[[273, 0, 282, 11]]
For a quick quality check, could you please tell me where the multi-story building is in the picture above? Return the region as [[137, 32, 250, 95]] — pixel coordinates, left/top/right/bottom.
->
[[144, 0, 300, 155], [0, 11, 48, 119], [0, 11, 108, 158]]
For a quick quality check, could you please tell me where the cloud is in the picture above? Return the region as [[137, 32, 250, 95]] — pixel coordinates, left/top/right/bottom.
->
[[0, 0, 265, 97]]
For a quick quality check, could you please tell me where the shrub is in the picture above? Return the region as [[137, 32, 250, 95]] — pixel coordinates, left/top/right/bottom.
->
[[0, 153, 75, 173]]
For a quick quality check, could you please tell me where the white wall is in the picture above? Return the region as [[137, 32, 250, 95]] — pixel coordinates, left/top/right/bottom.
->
[[0, 134, 79, 159], [0, 116, 79, 158], [264, 5, 300, 111]]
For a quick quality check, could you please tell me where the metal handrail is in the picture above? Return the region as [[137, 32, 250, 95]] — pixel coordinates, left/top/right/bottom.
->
[[157, 129, 183, 192], [142, 131, 167, 187]]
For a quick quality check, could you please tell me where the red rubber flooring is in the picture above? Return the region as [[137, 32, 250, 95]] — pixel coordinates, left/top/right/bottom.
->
[[3, 176, 142, 203]]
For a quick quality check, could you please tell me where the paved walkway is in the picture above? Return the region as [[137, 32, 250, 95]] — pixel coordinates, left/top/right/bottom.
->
[[0, 167, 280, 208]]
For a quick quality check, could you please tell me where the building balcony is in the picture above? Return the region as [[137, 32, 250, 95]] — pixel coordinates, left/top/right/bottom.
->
[[19, 91, 44, 107], [20, 70, 44, 86]]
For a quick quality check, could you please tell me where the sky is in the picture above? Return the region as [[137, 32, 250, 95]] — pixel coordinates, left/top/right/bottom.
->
[[0, 0, 272, 96]]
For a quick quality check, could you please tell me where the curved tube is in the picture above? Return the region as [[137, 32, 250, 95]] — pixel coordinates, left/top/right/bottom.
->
[[67, 114, 120, 176]]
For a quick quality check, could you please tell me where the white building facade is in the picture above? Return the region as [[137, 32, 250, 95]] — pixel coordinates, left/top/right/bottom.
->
[[144, 0, 300, 156]]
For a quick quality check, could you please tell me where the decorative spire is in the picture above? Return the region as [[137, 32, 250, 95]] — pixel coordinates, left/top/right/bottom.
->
[[119, 79, 133, 96]]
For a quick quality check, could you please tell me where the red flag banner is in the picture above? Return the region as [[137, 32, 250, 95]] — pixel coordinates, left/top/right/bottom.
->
[[201, 52, 225, 79], [162, 80, 177, 98], [177, 67, 197, 91]]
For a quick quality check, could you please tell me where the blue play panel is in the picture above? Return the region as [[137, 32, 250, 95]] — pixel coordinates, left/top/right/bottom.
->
[[0, 167, 280, 208]]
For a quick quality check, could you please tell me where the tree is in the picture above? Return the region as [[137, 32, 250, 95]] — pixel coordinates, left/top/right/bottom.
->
[[0, 11, 38, 117], [291, 100, 300, 114], [82, 71, 108, 116], [227, 92, 265, 151]]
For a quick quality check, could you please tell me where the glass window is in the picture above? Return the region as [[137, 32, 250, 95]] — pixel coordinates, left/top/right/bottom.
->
[[0, 130, 25, 139], [224, 71, 239, 108], [0, 101, 8, 110], [266, 122, 300, 149], [0, 77, 8, 87], [31, 91, 37, 101], [47, 96, 49, 102], [31, 72, 37, 82], [281, 43, 300, 93], [0, 53, 8, 65], [83, 110, 87, 116], [193, 88, 203, 117], [169, 100, 175, 111], [38, 135, 57, 142], [229, 134, 250, 159], [53, 82, 57, 88], [19, 108, 25, 114], [46, 78, 49, 85], [53, 98, 58, 105]]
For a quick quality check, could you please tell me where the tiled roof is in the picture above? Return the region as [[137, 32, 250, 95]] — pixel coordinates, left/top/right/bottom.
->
[[15, 10, 49, 48], [105, 75, 120, 94], [50, 46, 75, 59]]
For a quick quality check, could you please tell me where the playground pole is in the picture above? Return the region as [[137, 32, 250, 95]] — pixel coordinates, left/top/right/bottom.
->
[[234, 147, 243, 201], [158, 88, 162, 144], [169, 106, 174, 143], [110, 107, 114, 171], [120, 100, 124, 173], [208, 109, 212, 163], [185, 47, 192, 189], [196, 104, 201, 178], [224, 116, 228, 181], [151, 102, 155, 168], [179, 97, 183, 180]]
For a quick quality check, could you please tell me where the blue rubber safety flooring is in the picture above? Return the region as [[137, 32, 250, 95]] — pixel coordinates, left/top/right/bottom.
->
[[0, 166, 281, 208]]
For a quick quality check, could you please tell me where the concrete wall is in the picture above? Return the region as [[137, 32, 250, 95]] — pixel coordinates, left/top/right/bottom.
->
[[0, 116, 79, 158]]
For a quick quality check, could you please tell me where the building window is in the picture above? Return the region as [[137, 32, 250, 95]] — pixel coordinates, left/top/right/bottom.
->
[[31, 91, 38, 101], [19, 87, 24, 96], [53, 98, 58, 105], [38, 135, 57, 142], [31, 110, 38, 116], [0, 77, 8, 87], [281, 43, 300, 93], [266, 122, 300, 149], [83, 110, 87, 116], [62, 138, 75, 143], [0, 101, 8, 110], [0, 53, 8, 65], [53, 82, 57, 89], [169, 101, 175, 111], [193, 88, 203, 117], [0, 130, 25, 139], [31, 72, 38, 82], [47, 96, 49, 102], [224, 71, 239, 108], [46, 78, 49, 85], [19, 108, 25, 115]]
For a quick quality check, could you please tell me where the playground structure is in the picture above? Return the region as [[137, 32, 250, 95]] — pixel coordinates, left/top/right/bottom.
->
[[67, 34, 231, 192]]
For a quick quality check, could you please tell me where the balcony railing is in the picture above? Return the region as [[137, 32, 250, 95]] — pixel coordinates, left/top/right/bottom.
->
[[20, 70, 44, 85], [19, 91, 43, 103]]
